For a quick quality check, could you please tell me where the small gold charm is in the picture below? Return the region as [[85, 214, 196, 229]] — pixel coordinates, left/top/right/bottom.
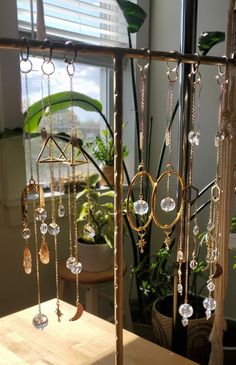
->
[[69, 303, 84, 321]]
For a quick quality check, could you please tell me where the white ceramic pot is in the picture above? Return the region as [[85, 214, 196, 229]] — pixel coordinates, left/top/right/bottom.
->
[[78, 241, 113, 272]]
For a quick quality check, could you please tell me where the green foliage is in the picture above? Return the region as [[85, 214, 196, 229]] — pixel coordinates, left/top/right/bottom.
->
[[88, 128, 129, 166], [23, 91, 102, 133], [116, 0, 147, 33], [77, 173, 115, 247], [230, 216, 236, 233], [198, 31, 225, 56]]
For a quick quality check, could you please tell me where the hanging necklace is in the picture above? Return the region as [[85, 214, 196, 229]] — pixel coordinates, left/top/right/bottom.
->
[[127, 51, 154, 253]]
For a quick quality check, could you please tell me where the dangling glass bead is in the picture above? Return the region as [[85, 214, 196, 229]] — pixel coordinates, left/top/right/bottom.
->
[[188, 130, 200, 146], [177, 250, 183, 262], [160, 197, 176, 212], [193, 225, 200, 236], [215, 130, 225, 147], [35, 207, 47, 222], [83, 224, 96, 239], [182, 317, 189, 327], [205, 308, 212, 320], [179, 303, 193, 319], [212, 249, 219, 260], [133, 199, 149, 215], [178, 283, 183, 295], [203, 297, 216, 311], [71, 261, 83, 274], [22, 228, 31, 240], [32, 313, 48, 330], [207, 281, 215, 292], [66, 256, 77, 270], [190, 260, 197, 270], [40, 223, 48, 235], [58, 204, 65, 218], [48, 222, 60, 236]]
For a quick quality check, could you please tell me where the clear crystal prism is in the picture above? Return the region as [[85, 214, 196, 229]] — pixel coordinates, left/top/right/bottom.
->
[[66, 256, 77, 270], [133, 199, 149, 215], [48, 222, 60, 236], [22, 228, 31, 240], [58, 204, 65, 218], [83, 224, 96, 239], [71, 261, 82, 274], [188, 130, 200, 146], [35, 207, 47, 222], [40, 223, 48, 235]]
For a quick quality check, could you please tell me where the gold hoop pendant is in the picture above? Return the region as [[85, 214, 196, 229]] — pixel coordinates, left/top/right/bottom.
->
[[127, 170, 154, 252], [151, 169, 184, 247]]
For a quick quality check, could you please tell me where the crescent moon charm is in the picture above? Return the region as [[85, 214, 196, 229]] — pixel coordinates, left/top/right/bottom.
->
[[212, 262, 223, 279], [69, 302, 84, 321]]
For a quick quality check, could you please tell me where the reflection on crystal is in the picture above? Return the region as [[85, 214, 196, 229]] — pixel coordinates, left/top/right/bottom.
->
[[48, 222, 60, 236], [71, 261, 82, 274], [58, 204, 65, 218], [215, 130, 225, 147], [205, 308, 212, 320], [66, 256, 77, 270], [182, 317, 189, 326], [190, 260, 197, 270], [40, 223, 48, 235], [133, 199, 149, 215], [35, 207, 47, 222], [193, 225, 200, 236], [207, 221, 214, 231], [178, 283, 183, 295], [22, 228, 31, 240], [32, 313, 48, 330], [207, 281, 215, 292], [203, 297, 216, 311], [83, 224, 96, 239], [160, 197, 176, 212], [177, 250, 183, 262], [179, 303, 193, 318], [188, 130, 200, 146]]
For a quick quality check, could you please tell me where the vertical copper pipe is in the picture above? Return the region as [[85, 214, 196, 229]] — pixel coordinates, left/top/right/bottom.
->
[[113, 54, 124, 365]]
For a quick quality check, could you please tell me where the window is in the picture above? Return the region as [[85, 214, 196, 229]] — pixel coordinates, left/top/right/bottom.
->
[[17, 0, 129, 186]]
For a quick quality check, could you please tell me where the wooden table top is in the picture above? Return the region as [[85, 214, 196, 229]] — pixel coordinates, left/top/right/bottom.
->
[[0, 299, 199, 365]]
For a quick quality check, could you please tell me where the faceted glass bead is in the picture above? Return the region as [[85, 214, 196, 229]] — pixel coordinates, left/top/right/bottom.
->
[[193, 225, 200, 236], [22, 228, 31, 240], [182, 317, 189, 327], [207, 221, 214, 231], [32, 313, 48, 330], [207, 281, 215, 292], [215, 130, 225, 147], [177, 283, 183, 295], [188, 130, 200, 146], [133, 199, 149, 215], [48, 222, 60, 236], [35, 207, 47, 222], [205, 308, 212, 320], [203, 297, 216, 311], [71, 261, 82, 274], [190, 260, 197, 270], [58, 204, 65, 218], [160, 197, 176, 212], [40, 223, 48, 235], [212, 249, 219, 260], [83, 224, 96, 239], [66, 256, 77, 270], [179, 303, 193, 318], [177, 250, 183, 262]]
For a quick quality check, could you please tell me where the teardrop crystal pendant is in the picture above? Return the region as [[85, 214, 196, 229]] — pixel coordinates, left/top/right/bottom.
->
[[40, 222, 48, 235], [133, 199, 149, 215], [22, 228, 31, 240], [48, 222, 60, 236], [179, 303, 193, 326], [71, 261, 83, 274], [35, 207, 47, 222], [188, 130, 200, 146], [160, 197, 176, 212], [83, 224, 96, 239], [66, 256, 77, 270], [32, 313, 48, 330], [58, 204, 65, 218], [215, 130, 225, 147], [177, 283, 183, 295], [190, 260, 197, 270]]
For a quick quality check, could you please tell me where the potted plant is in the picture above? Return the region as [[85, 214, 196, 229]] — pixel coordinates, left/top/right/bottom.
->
[[76, 173, 115, 272], [88, 128, 129, 186]]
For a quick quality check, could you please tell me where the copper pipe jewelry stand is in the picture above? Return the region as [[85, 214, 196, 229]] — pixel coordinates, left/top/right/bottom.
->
[[0, 36, 236, 365]]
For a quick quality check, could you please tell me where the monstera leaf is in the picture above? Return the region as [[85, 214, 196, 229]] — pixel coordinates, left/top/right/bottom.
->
[[116, 0, 147, 33], [198, 31, 225, 56], [23, 91, 102, 133]]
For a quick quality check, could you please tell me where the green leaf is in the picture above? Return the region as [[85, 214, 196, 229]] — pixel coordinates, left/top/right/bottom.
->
[[77, 204, 89, 221], [100, 203, 114, 210], [104, 234, 113, 248], [198, 31, 225, 56], [88, 173, 100, 187], [116, 0, 147, 33], [99, 190, 115, 198], [24, 91, 103, 133], [77, 188, 89, 200]]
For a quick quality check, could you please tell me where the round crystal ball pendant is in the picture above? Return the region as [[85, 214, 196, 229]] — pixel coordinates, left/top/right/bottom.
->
[[160, 197, 176, 212], [66, 256, 77, 270], [32, 313, 48, 330], [133, 199, 149, 215], [179, 303, 193, 327], [48, 222, 60, 236], [71, 262, 82, 274], [58, 204, 65, 218]]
